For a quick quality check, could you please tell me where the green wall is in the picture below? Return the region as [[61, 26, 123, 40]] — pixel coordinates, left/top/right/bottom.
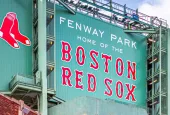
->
[[49, 96, 147, 115], [56, 6, 147, 107], [0, 0, 32, 91]]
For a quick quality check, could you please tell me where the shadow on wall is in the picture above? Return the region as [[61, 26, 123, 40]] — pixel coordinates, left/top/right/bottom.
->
[[48, 96, 147, 115]]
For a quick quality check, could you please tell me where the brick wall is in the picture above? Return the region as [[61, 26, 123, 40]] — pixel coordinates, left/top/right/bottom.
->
[[0, 94, 40, 115]]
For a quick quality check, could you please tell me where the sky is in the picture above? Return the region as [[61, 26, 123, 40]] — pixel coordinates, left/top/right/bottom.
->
[[138, 0, 170, 25], [113, 0, 142, 9], [113, 0, 170, 25]]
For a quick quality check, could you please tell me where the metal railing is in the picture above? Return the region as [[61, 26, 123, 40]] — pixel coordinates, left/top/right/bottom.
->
[[147, 66, 164, 79], [58, 0, 168, 28], [147, 44, 166, 58], [95, 0, 168, 27]]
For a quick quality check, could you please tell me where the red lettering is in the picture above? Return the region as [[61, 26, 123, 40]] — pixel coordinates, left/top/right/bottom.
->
[[101, 54, 112, 73], [127, 61, 136, 80], [76, 46, 86, 65], [61, 66, 72, 87], [75, 70, 83, 89], [61, 41, 72, 62], [87, 73, 96, 92], [90, 50, 99, 70], [116, 81, 124, 99], [116, 58, 124, 76], [104, 78, 113, 96], [126, 84, 136, 102]]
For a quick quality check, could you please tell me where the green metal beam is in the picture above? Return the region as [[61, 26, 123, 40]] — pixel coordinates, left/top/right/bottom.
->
[[38, 0, 47, 115], [54, 1, 57, 93], [11, 84, 42, 94], [159, 26, 162, 115], [57, 0, 76, 15], [124, 29, 157, 34], [167, 29, 170, 115], [47, 89, 56, 95], [52, 96, 65, 103], [0, 91, 11, 95]]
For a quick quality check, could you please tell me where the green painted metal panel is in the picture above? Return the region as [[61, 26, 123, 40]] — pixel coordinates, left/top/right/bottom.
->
[[0, 0, 32, 91], [124, 29, 156, 34], [56, 5, 147, 107], [48, 96, 147, 115]]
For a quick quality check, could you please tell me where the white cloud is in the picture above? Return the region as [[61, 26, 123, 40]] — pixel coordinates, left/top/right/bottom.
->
[[138, 0, 170, 26]]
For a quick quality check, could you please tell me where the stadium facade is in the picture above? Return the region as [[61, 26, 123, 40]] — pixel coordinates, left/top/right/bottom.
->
[[0, 0, 170, 115]]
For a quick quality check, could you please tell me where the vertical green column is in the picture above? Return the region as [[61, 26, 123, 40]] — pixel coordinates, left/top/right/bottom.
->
[[151, 34, 154, 115], [159, 26, 162, 115], [54, 2, 56, 92], [38, 0, 47, 115], [167, 29, 170, 115]]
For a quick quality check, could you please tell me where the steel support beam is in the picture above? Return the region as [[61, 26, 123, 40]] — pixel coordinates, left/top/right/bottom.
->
[[124, 29, 156, 34], [38, 0, 47, 115], [21, 90, 30, 100], [159, 26, 162, 115], [54, 1, 57, 93], [10, 84, 42, 94], [167, 29, 170, 115], [151, 32, 154, 115], [1, 91, 11, 95], [52, 96, 65, 103], [57, 0, 76, 15]]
